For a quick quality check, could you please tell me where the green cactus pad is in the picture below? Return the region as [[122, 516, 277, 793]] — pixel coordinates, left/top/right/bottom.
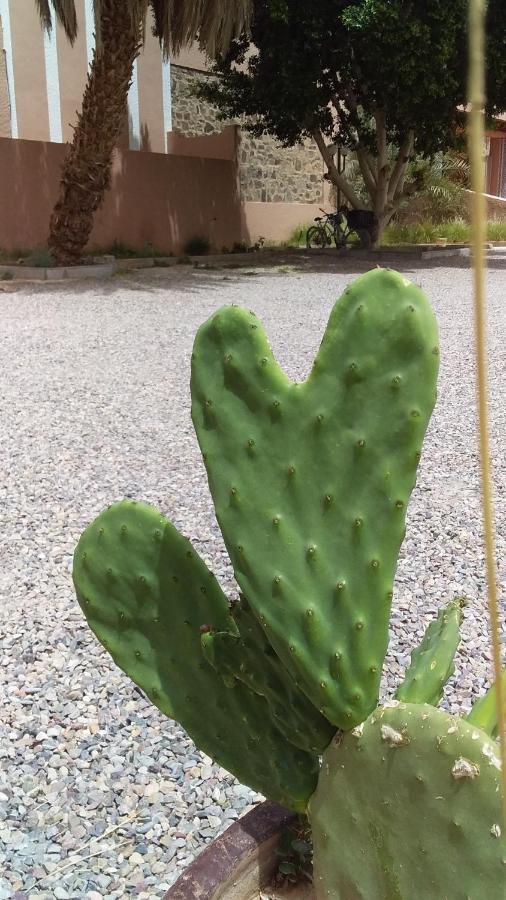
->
[[467, 669, 506, 739], [191, 269, 439, 729], [310, 702, 505, 900], [395, 598, 465, 705], [202, 596, 336, 754], [73, 500, 318, 811]]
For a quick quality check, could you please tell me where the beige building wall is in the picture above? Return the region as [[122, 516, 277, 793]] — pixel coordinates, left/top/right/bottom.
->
[[0, 0, 168, 149], [9, 0, 49, 141], [0, 18, 11, 137], [137, 20, 166, 153], [55, 0, 88, 143]]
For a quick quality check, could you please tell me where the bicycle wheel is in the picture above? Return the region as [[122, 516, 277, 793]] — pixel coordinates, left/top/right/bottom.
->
[[306, 226, 330, 249], [333, 227, 348, 249]]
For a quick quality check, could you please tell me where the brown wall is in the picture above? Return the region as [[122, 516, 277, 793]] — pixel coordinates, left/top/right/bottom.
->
[[167, 126, 238, 160], [0, 136, 242, 253]]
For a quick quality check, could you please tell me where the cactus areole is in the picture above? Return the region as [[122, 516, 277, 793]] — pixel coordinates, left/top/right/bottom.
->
[[73, 270, 505, 898]]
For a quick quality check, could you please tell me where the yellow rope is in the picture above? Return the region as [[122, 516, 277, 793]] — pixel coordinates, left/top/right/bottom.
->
[[468, 0, 506, 815]]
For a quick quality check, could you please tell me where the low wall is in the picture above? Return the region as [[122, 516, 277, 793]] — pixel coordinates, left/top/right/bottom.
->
[[482, 192, 506, 219], [167, 126, 238, 161], [0, 137, 242, 254], [243, 200, 326, 243]]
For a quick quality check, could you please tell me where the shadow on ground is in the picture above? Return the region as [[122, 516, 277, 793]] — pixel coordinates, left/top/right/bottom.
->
[[1, 249, 505, 297]]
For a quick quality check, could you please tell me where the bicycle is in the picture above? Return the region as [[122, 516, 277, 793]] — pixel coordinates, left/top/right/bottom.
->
[[306, 206, 374, 250]]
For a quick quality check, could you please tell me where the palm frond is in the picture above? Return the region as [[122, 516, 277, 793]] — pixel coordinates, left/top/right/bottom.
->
[[151, 0, 251, 56], [37, 0, 250, 55], [35, 0, 78, 43]]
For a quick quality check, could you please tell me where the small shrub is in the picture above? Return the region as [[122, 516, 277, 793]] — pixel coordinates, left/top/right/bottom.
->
[[231, 241, 249, 253], [487, 220, 506, 241], [382, 220, 469, 246], [108, 240, 138, 258], [288, 224, 311, 247], [1, 271, 13, 281], [183, 236, 211, 256], [176, 255, 192, 265], [24, 247, 53, 268]]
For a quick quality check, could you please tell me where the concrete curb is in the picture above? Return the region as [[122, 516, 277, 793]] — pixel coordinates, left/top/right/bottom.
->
[[1, 241, 494, 282], [0, 262, 116, 281]]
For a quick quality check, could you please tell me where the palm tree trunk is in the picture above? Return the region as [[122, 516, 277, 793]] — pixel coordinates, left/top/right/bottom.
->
[[48, 0, 142, 266]]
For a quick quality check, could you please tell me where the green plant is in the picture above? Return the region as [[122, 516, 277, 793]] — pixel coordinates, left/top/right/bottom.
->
[[232, 240, 249, 253], [381, 219, 506, 245], [274, 818, 313, 886], [183, 236, 211, 256], [0, 271, 14, 281], [288, 224, 310, 247], [24, 247, 53, 268], [73, 269, 504, 896]]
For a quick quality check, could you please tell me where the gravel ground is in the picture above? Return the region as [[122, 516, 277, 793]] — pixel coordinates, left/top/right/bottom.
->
[[1, 260, 505, 899]]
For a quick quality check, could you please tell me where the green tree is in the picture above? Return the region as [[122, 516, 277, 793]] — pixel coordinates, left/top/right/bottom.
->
[[36, 1, 251, 265], [199, 0, 505, 244]]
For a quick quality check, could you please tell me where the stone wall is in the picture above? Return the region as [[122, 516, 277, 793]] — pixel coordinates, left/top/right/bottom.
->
[[0, 20, 12, 138], [170, 65, 323, 205]]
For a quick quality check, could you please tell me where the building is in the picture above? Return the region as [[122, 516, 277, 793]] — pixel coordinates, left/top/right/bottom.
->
[[0, 0, 326, 249], [486, 116, 506, 200]]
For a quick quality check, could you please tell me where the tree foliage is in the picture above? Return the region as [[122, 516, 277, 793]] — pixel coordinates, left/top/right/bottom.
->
[[200, 0, 506, 236]]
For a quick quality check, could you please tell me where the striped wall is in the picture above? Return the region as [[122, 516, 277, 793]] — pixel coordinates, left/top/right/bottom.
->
[[0, 0, 174, 152]]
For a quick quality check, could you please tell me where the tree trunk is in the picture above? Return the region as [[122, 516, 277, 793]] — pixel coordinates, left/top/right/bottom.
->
[[48, 0, 142, 266], [314, 113, 416, 248]]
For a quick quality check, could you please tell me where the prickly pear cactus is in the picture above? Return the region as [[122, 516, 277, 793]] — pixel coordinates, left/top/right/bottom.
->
[[467, 669, 506, 739], [73, 268, 505, 895], [310, 702, 505, 900], [191, 269, 439, 728], [395, 598, 465, 706], [73, 501, 319, 811]]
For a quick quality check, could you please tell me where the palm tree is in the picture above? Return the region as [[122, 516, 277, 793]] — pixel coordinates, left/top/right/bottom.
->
[[35, 1, 251, 265]]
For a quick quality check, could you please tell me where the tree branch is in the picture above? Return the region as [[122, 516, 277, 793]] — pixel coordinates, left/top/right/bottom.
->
[[373, 109, 389, 216], [312, 128, 364, 209], [374, 109, 389, 174], [387, 130, 415, 202], [355, 146, 377, 198]]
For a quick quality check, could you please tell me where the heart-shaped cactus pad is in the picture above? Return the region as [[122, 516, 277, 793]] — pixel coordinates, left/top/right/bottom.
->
[[191, 269, 439, 729]]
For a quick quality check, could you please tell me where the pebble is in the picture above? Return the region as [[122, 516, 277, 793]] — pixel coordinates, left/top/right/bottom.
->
[[1, 265, 504, 897]]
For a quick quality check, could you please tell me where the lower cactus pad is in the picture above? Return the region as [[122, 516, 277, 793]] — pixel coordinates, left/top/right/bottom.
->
[[73, 500, 318, 811], [310, 702, 504, 899]]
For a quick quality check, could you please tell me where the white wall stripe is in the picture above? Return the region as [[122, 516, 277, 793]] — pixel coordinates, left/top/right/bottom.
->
[[128, 57, 140, 150], [83, 0, 95, 68], [162, 55, 172, 152], [43, 4, 63, 143], [0, 0, 18, 137]]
